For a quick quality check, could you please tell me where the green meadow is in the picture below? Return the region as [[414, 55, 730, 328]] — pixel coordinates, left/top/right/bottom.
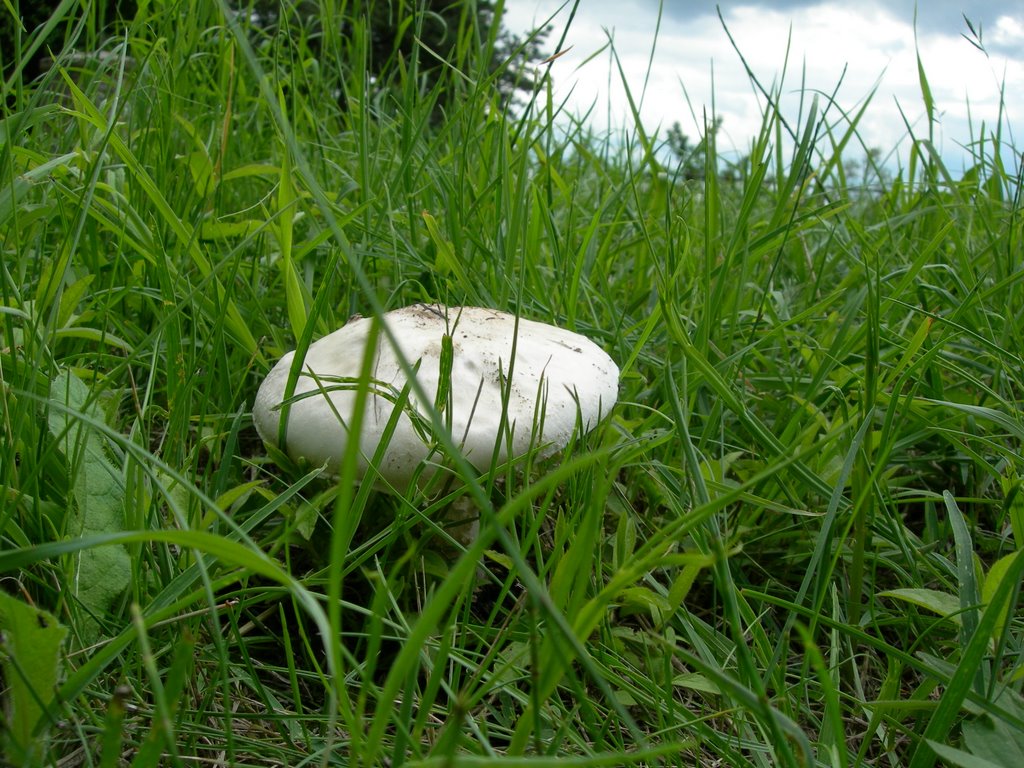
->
[[2, 1, 1022, 766]]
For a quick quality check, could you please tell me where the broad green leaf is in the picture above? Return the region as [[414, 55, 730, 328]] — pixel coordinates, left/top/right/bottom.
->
[[1001, 474, 1024, 550], [666, 561, 707, 613], [0, 104, 61, 145], [925, 741, 1003, 768], [184, 150, 214, 193], [292, 498, 319, 541], [483, 549, 514, 569], [916, 50, 935, 129], [963, 711, 1024, 767], [945, 491, 982, 655], [879, 588, 962, 624], [220, 162, 281, 181], [277, 150, 309, 341], [47, 371, 130, 637], [981, 552, 1020, 643], [432, 332, 453, 416], [173, 114, 216, 196], [56, 273, 94, 329], [909, 550, 1024, 768], [199, 219, 263, 240], [616, 586, 671, 623], [925, 400, 1024, 444], [673, 672, 721, 695], [0, 149, 78, 231], [0, 592, 68, 756], [882, 315, 933, 389], [421, 210, 468, 286]]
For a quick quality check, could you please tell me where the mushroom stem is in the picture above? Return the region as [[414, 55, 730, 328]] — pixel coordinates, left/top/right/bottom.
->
[[441, 494, 481, 547]]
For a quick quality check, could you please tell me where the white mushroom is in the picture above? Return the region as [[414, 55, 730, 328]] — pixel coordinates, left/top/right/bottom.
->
[[253, 304, 619, 491]]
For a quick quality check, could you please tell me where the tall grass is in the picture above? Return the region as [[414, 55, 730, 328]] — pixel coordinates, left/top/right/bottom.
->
[[1, 1, 1022, 766]]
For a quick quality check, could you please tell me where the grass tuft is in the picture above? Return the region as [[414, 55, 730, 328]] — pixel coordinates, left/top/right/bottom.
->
[[1, 1, 1022, 766]]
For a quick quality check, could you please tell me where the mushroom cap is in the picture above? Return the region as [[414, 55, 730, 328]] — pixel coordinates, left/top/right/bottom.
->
[[253, 304, 619, 489]]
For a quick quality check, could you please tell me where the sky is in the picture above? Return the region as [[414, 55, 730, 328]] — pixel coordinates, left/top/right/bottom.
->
[[502, 0, 1023, 173]]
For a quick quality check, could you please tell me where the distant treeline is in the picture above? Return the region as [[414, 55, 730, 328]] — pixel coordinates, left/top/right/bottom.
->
[[2, 1, 548, 113]]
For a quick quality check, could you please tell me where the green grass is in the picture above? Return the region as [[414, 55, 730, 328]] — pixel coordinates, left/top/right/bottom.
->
[[2, 1, 1023, 766]]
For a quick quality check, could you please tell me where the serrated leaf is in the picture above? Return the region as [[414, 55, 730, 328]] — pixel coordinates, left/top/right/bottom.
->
[[0, 592, 68, 755]]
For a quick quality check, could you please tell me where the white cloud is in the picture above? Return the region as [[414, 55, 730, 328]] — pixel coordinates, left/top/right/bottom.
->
[[993, 14, 1024, 46], [504, 0, 1022, 171]]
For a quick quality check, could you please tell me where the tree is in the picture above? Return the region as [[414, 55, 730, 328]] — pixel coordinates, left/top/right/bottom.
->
[[665, 117, 722, 182], [666, 117, 749, 184], [4, 1, 548, 114], [241, 0, 550, 114], [0, 0, 136, 79]]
